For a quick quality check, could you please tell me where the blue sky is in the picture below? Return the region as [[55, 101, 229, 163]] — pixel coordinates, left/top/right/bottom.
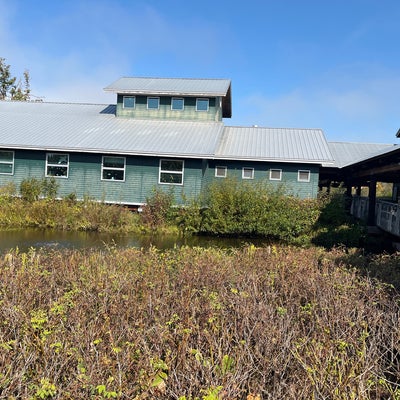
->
[[1, 0, 400, 143]]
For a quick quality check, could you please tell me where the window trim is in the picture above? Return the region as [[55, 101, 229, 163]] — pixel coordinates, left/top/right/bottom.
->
[[45, 153, 69, 178], [242, 167, 254, 180], [0, 150, 14, 175], [269, 168, 282, 181], [196, 98, 209, 112], [159, 159, 184, 186], [171, 97, 184, 111], [215, 166, 227, 178], [101, 156, 126, 182], [298, 169, 311, 182], [122, 96, 136, 109], [147, 96, 160, 110]]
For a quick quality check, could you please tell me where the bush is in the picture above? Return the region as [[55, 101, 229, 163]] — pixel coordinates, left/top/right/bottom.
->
[[141, 187, 175, 229], [198, 179, 320, 243], [20, 177, 43, 202], [42, 177, 59, 199], [313, 191, 366, 249], [0, 182, 17, 198], [19, 177, 59, 202], [0, 246, 399, 398]]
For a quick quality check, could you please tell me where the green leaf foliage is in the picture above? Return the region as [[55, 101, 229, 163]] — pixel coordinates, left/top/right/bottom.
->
[[198, 178, 320, 242]]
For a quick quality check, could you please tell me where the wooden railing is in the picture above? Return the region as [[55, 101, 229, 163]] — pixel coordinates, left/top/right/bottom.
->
[[350, 196, 369, 221], [350, 196, 400, 237]]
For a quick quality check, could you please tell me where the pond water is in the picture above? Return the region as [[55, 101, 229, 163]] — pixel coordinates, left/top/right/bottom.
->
[[0, 228, 269, 253]]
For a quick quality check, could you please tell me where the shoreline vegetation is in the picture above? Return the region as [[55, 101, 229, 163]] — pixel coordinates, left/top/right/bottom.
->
[[1, 179, 399, 398], [0, 178, 371, 248]]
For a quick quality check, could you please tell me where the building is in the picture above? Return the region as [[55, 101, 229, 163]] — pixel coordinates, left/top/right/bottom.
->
[[0, 76, 366, 205]]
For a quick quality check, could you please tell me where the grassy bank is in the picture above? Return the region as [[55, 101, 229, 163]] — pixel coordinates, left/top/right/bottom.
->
[[0, 197, 143, 233], [0, 245, 399, 399], [0, 179, 368, 248]]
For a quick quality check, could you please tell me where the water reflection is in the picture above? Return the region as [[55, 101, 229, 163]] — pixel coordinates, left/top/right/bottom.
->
[[0, 228, 269, 253]]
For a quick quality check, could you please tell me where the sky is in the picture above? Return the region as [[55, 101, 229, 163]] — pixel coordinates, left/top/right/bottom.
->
[[1, 0, 400, 143]]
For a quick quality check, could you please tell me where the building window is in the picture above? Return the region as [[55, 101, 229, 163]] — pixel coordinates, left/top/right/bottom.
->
[[46, 153, 69, 178], [102, 156, 125, 181], [159, 159, 184, 185], [196, 98, 209, 111], [171, 97, 184, 110], [123, 96, 135, 109], [269, 169, 282, 181], [0, 150, 14, 175], [242, 167, 254, 179], [298, 170, 310, 182], [147, 97, 160, 110], [215, 166, 227, 178]]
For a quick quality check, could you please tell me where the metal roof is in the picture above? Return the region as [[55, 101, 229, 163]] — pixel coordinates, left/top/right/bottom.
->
[[0, 101, 224, 158], [104, 76, 232, 118], [326, 141, 395, 168], [216, 126, 334, 164], [0, 102, 334, 165], [104, 77, 231, 96]]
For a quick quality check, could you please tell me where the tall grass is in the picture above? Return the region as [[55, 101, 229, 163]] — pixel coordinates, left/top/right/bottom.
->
[[0, 245, 399, 398], [0, 197, 141, 233]]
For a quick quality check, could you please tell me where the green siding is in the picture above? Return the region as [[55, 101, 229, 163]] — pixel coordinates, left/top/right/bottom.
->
[[116, 95, 222, 121], [206, 160, 320, 199], [0, 150, 206, 205], [0, 150, 320, 204]]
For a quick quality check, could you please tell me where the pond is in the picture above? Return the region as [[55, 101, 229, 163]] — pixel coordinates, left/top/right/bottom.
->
[[0, 228, 269, 253]]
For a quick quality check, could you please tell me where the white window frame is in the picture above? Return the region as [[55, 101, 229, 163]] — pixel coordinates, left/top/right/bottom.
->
[[269, 168, 282, 181], [171, 97, 184, 111], [46, 153, 69, 178], [147, 96, 160, 110], [242, 167, 254, 180], [159, 159, 184, 185], [122, 96, 135, 109], [215, 166, 227, 178], [298, 170, 311, 182], [196, 98, 209, 112], [0, 150, 14, 175], [101, 156, 126, 182]]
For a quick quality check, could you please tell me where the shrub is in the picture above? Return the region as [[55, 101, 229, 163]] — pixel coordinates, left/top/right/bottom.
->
[[0, 246, 398, 398], [0, 182, 17, 198], [141, 187, 175, 229], [20, 177, 43, 202], [313, 191, 366, 249], [198, 178, 320, 242], [41, 177, 59, 199]]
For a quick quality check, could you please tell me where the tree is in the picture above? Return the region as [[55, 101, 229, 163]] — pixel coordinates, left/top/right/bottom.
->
[[0, 58, 31, 101]]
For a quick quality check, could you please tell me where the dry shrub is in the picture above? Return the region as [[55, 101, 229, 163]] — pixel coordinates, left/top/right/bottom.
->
[[0, 246, 399, 399]]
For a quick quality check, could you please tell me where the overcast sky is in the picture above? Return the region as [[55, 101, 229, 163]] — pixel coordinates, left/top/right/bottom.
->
[[1, 0, 400, 143]]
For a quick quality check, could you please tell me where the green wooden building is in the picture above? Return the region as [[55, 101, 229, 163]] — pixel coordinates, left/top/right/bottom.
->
[[0, 76, 334, 205]]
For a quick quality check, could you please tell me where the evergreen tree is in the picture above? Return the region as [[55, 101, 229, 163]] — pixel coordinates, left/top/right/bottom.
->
[[0, 58, 31, 101]]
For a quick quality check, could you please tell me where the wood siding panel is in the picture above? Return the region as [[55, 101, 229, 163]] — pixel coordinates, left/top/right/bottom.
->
[[205, 160, 320, 199], [116, 95, 221, 122], [0, 150, 206, 205]]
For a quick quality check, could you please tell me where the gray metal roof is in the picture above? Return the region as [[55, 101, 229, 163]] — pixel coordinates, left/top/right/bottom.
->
[[104, 76, 232, 118], [326, 141, 395, 168], [104, 77, 231, 96], [0, 101, 224, 158], [0, 101, 334, 165], [216, 126, 334, 164]]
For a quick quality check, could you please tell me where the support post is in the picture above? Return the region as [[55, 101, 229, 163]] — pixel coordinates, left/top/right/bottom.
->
[[368, 179, 377, 226], [345, 184, 352, 211]]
